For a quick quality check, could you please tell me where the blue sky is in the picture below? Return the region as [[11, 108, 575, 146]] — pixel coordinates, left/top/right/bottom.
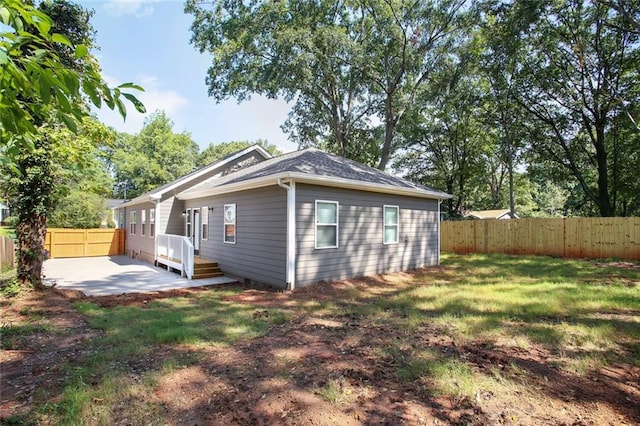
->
[[76, 0, 297, 152]]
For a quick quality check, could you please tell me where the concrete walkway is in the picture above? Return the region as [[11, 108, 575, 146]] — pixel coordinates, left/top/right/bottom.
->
[[43, 256, 238, 297]]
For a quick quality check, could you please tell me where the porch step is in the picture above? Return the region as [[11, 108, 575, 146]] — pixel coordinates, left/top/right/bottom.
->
[[193, 259, 223, 280]]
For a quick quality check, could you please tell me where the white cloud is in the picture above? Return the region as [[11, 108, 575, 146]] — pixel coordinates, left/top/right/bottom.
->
[[101, 0, 160, 17], [95, 74, 188, 134]]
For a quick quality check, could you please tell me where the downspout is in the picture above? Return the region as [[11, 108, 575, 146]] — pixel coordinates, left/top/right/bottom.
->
[[154, 198, 160, 266], [277, 178, 296, 290], [437, 200, 442, 266]]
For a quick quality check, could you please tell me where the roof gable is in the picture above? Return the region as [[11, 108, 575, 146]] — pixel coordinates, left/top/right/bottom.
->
[[121, 144, 272, 207], [179, 148, 452, 200]]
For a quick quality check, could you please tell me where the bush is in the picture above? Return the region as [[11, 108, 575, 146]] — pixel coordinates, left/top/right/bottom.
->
[[3, 216, 18, 227]]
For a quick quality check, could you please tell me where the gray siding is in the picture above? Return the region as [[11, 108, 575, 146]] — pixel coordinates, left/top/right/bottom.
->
[[295, 184, 439, 287], [123, 201, 156, 262], [187, 185, 287, 287], [159, 196, 185, 236], [124, 150, 267, 257]]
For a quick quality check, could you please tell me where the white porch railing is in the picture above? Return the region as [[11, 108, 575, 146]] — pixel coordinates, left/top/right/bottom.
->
[[156, 234, 194, 279]]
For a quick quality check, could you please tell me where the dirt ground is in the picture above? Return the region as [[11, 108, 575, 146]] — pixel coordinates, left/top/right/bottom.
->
[[1, 277, 639, 425]]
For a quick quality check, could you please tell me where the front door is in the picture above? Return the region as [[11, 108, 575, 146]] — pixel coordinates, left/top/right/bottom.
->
[[193, 209, 200, 254]]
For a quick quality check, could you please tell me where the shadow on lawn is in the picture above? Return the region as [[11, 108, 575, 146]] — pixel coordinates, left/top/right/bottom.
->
[[13, 257, 640, 425]]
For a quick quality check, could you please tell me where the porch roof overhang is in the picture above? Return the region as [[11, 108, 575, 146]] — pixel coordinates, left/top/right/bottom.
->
[[176, 172, 453, 201]]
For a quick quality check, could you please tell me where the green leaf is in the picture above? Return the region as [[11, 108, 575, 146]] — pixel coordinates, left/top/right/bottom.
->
[[58, 112, 78, 133], [0, 50, 8, 65], [74, 43, 88, 59], [115, 97, 127, 120], [122, 93, 146, 113], [118, 82, 145, 91], [51, 33, 72, 46]]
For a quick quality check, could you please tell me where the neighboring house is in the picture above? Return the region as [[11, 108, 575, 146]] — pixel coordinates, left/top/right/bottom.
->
[[117, 144, 272, 264], [122, 146, 452, 289], [103, 199, 127, 228], [466, 209, 519, 220], [0, 202, 10, 225]]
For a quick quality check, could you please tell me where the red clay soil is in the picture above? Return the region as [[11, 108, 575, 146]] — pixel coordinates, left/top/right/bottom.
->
[[1, 276, 639, 425]]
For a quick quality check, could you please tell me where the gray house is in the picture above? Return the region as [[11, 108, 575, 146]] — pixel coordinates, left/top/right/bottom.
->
[[122, 147, 451, 289], [117, 145, 272, 266]]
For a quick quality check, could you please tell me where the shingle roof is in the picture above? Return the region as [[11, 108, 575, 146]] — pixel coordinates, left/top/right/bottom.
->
[[180, 148, 451, 199], [121, 144, 272, 207]]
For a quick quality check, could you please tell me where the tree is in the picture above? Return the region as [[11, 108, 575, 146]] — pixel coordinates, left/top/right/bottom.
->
[[487, 0, 640, 216], [186, 0, 469, 169], [197, 139, 282, 167], [111, 111, 199, 198], [0, 0, 144, 288]]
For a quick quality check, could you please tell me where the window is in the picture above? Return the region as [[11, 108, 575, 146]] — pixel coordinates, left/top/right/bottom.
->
[[315, 201, 338, 249], [129, 211, 137, 235], [141, 209, 146, 236], [149, 208, 155, 238], [383, 205, 399, 244], [201, 207, 208, 240], [119, 211, 125, 228], [185, 208, 192, 238], [224, 204, 236, 244]]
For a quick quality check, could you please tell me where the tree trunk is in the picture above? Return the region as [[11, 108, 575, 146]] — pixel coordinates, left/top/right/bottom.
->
[[16, 213, 47, 290], [595, 124, 613, 217], [14, 138, 54, 290]]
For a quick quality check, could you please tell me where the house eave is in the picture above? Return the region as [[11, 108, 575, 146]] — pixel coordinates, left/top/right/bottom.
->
[[120, 145, 273, 207], [177, 172, 453, 201]]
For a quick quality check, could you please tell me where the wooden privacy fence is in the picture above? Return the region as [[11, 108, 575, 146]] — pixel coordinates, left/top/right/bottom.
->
[[0, 236, 15, 267], [45, 228, 125, 259], [441, 217, 640, 260]]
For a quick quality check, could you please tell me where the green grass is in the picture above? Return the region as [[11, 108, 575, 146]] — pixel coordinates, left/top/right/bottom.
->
[[22, 253, 640, 424], [34, 288, 292, 424]]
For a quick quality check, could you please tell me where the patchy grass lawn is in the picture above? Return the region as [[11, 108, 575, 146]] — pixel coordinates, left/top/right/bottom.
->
[[2, 254, 639, 425]]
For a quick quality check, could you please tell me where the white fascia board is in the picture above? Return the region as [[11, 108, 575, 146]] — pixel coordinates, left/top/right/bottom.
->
[[178, 172, 453, 201]]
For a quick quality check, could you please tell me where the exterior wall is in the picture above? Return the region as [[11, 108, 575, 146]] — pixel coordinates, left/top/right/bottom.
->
[[123, 201, 156, 263], [295, 184, 440, 287], [187, 185, 288, 287], [123, 149, 268, 259], [159, 196, 185, 236]]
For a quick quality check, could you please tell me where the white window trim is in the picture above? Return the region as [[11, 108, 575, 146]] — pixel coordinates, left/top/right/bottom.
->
[[224, 203, 236, 245], [201, 206, 208, 241], [129, 211, 137, 235], [315, 200, 339, 249], [185, 208, 192, 239], [383, 205, 399, 245], [149, 208, 155, 238]]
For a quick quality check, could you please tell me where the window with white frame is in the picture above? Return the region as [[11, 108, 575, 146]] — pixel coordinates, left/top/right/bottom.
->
[[119, 211, 125, 228], [201, 207, 208, 240], [141, 209, 146, 236], [315, 200, 338, 249], [224, 204, 236, 244], [185, 208, 192, 238], [383, 205, 399, 244], [149, 208, 155, 238], [129, 211, 137, 235]]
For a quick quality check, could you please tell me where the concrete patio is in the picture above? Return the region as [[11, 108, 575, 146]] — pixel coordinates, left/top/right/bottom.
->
[[43, 256, 238, 297]]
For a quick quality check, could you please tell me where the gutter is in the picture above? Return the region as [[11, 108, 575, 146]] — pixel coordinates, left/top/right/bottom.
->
[[178, 172, 453, 201], [277, 178, 296, 291]]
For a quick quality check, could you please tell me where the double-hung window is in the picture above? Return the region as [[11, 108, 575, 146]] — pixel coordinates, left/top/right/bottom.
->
[[149, 208, 155, 238], [201, 207, 208, 241], [315, 201, 338, 249], [185, 208, 192, 239], [224, 204, 236, 244], [129, 211, 137, 235], [383, 205, 399, 244], [141, 209, 146, 236]]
